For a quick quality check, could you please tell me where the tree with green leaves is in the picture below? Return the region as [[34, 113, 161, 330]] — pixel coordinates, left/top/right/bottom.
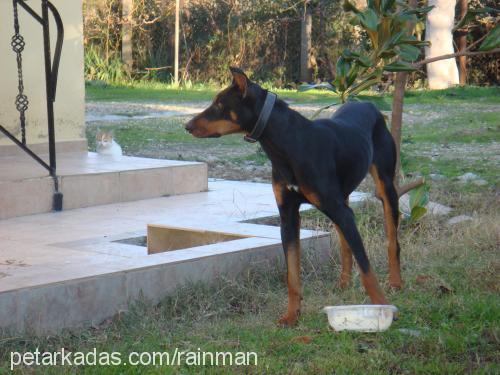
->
[[301, 0, 499, 196]]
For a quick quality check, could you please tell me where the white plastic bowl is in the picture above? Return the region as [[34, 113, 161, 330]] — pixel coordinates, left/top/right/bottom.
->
[[323, 305, 398, 332]]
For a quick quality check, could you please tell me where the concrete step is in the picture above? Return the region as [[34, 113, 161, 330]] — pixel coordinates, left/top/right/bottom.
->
[[0, 152, 207, 219]]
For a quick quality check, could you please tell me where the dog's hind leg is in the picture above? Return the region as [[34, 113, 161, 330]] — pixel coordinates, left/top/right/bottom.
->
[[370, 117, 403, 289], [334, 200, 353, 289], [323, 199, 388, 305]]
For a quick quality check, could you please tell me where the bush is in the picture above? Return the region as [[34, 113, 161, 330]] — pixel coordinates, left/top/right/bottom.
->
[[84, 45, 129, 83], [83, 0, 355, 85]]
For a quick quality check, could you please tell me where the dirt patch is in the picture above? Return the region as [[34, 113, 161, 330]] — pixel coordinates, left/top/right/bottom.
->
[[86, 101, 339, 122], [135, 143, 273, 182], [412, 142, 500, 164], [86, 101, 210, 119]]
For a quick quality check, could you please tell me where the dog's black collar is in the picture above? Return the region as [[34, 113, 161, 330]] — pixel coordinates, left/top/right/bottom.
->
[[244, 92, 277, 143]]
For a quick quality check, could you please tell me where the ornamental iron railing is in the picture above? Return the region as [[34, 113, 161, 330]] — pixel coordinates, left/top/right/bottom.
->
[[0, 0, 64, 211]]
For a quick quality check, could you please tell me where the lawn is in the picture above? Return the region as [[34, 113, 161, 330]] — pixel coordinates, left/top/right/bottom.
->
[[85, 84, 499, 184], [85, 81, 500, 108], [1, 85, 498, 373]]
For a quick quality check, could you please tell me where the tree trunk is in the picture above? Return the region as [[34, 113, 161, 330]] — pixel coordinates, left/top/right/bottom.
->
[[300, 2, 312, 82], [391, 72, 406, 187], [121, 0, 133, 73], [425, 0, 460, 89], [457, 0, 468, 85], [390, 0, 425, 195], [318, 0, 325, 60], [174, 0, 180, 85]]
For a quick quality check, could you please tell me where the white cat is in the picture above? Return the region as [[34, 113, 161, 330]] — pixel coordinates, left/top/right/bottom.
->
[[96, 131, 123, 158]]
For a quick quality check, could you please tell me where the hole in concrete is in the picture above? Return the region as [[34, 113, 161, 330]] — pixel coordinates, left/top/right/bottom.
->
[[243, 209, 321, 229], [114, 236, 148, 247], [116, 226, 251, 255]]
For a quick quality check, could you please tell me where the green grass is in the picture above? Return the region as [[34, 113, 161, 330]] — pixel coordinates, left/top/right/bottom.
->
[[403, 108, 499, 144], [86, 80, 500, 107], [403, 86, 500, 105], [227, 149, 269, 166], [85, 80, 337, 104], [84, 80, 396, 105], [401, 154, 499, 186]]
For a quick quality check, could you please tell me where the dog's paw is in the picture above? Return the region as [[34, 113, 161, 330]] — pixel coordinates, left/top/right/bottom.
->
[[389, 278, 403, 290], [337, 276, 350, 290], [277, 313, 299, 327]]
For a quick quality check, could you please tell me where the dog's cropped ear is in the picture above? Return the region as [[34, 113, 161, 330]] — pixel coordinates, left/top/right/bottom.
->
[[230, 67, 248, 97]]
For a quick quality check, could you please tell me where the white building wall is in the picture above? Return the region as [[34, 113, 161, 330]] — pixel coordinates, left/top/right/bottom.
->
[[0, 0, 86, 152]]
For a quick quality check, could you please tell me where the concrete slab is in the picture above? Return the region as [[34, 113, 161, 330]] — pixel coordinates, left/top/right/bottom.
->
[[0, 179, 338, 334], [0, 152, 207, 219]]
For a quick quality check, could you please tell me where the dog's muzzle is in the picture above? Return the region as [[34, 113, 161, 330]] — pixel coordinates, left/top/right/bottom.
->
[[185, 120, 195, 133]]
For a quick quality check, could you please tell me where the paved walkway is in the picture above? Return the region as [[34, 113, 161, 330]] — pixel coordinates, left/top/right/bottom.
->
[[0, 179, 369, 332]]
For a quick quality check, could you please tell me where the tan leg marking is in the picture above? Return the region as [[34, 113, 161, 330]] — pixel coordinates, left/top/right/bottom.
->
[[272, 181, 284, 206], [334, 223, 353, 289], [361, 267, 389, 304], [278, 243, 301, 327], [300, 187, 322, 208], [370, 165, 402, 289]]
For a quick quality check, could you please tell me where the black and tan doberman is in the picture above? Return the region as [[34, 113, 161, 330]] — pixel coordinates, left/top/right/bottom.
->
[[186, 67, 402, 326]]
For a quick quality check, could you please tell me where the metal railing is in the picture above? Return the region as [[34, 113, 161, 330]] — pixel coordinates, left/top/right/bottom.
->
[[0, 0, 64, 211]]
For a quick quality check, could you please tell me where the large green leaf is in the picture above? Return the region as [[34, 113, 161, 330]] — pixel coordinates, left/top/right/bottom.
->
[[346, 65, 360, 87], [347, 74, 381, 97], [386, 29, 406, 46], [336, 56, 351, 78], [342, 49, 361, 61], [409, 206, 427, 223], [397, 44, 421, 61], [409, 184, 429, 209], [356, 54, 373, 67], [342, 50, 373, 67], [383, 61, 417, 72], [357, 8, 380, 31], [398, 36, 430, 47], [334, 56, 349, 92], [478, 23, 500, 51]]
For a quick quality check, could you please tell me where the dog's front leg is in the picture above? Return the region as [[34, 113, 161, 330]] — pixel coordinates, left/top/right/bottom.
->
[[273, 181, 302, 327]]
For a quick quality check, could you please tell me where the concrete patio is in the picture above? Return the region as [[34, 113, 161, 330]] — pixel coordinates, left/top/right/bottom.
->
[[0, 179, 367, 334]]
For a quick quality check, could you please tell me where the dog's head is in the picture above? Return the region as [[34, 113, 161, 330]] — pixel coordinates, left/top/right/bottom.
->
[[185, 67, 265, 138]]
